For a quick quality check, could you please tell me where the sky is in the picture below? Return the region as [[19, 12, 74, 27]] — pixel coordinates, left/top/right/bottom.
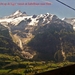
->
[[0, 0, 75, 19]]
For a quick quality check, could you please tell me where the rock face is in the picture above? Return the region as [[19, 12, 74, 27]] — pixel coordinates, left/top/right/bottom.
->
[[0, 10, 75, 61], [0, 24, 21, 56]]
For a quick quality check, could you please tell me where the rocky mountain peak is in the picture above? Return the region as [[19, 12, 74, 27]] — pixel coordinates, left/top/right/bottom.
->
[[12, 10, 22, 16], [23, 12, 26, 14], [5, 10, 27, 18]]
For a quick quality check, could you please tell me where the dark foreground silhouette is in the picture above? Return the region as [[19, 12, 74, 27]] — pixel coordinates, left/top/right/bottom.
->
[[35, 64, 75, 75]]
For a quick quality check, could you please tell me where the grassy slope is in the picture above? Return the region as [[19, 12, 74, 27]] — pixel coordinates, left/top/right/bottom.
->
[[0, 60, 74, 75]]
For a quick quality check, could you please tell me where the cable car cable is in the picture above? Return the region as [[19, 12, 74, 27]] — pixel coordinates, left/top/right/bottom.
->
[[56, 0, 75, 11]]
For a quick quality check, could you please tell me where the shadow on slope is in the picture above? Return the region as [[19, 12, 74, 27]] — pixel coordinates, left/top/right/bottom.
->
[[27, 23, 75, 61]]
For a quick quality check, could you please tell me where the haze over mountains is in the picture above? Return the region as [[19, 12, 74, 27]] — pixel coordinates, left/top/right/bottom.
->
[[63, 18, 75, 30], [0, 10, 75, 61]]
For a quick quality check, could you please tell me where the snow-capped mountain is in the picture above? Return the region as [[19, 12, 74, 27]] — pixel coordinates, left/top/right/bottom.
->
[[0, 10, 73, 59], [0, 10, 28, 25], [0, 10, 73, 44], [0, 10, 60, 26], [62, 18, 75, 30], [5, 10, 27, 18], [12, 10, 23, 16]]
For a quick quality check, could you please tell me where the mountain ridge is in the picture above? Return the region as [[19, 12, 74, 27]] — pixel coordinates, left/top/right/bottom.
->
[[0, 10, 75, 61]]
